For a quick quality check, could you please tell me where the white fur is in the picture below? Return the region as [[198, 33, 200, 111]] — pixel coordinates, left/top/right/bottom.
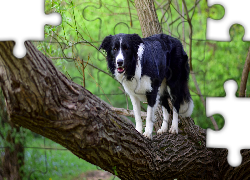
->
[[115, 43, 154, 137], [167, 86, 172, 98], [130, 96, 142, 133], [143, 95, 160, 139], [158, 79, 193, 135], [115, 43, 151, 102], [137, 43, 144, 59], [179, 99, 194, 117], [169, 109, 179, 134], [115, 38, 124, 67], [157, 106, 170, 134]]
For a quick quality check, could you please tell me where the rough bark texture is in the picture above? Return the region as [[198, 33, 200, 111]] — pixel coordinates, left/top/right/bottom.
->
[[239, 47, 250, 97], [0, 91, 24, 180], [1, 128, 24, 180], [1, 41, 250, 179], [134, 0, 162, 37]]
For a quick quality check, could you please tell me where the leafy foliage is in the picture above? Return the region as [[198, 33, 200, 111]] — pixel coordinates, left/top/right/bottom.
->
[[40, 0, 250, 130]]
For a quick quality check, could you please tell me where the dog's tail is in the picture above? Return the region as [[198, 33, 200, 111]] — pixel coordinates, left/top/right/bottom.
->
[[179, 99, 194, 117]]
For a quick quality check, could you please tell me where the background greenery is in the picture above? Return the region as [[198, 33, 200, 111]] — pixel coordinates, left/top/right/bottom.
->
[[1, 0, 250, 179]]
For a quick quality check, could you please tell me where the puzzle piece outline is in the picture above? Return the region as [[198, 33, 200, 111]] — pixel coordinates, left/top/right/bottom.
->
[[206, 80, 250, 167], [0, 0, 61, 58], [1, 0, 250, 178], [207, 0, 250, 41]]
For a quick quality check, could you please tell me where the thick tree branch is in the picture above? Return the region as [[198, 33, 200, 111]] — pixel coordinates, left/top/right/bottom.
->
[[0, 41, 249, 179]]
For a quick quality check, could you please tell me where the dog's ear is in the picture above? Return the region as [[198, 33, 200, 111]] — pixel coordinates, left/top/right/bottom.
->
[[99, 35, 112, 52], [130, 34, 143, 49]]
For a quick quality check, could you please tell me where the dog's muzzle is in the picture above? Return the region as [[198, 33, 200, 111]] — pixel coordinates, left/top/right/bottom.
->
[[117, 59, 124, 73]]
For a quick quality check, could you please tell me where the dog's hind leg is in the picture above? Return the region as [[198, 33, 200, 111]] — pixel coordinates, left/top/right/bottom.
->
[[165, 85, 181, 134], [158, 84, 171, 135], [130, 96, 143, 134], [169, 95, 181, 134], [169, 109, 179, 134], [157, 106, 170, 134], [144, 89, 160, 139]]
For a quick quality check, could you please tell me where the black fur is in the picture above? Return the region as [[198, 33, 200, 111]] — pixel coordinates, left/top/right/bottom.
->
[[100, 33, 191, 114]]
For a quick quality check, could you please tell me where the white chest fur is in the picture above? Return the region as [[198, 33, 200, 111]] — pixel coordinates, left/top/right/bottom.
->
[[115, 66, 152, 102], [123, 75, 152, 102], [114, 43, 152, 101]]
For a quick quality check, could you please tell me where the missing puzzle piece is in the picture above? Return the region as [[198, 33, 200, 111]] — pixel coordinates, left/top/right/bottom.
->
[[207, 0, 250, 41], [0, 0, 61, 58], [206, 80, 250, 167]]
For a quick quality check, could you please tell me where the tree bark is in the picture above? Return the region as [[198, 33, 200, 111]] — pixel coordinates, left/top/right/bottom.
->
[[134, 0, 162, 37], [239, 47, 250, 97], [1, 41, 250, 179], [0, 91, 24, 180]]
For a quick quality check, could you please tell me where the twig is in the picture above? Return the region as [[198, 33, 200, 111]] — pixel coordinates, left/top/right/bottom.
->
[[118, 86, 130, 109], [126, 0, 133, 27], [181, 1, 186, 50], [99, 99, 134, 125], [197, 1, 202, 26], [110, 107, 147, 120], [155, 0, 172, 35], [140, 102, 147, 112], [191, 71, 219, 130], [239, 47, 250, 97], [50, 57, 112, 78], [182, 0, 193, 71], [181, 0, 218, 130], [169, 0, 202, 26], [190, 0, 199, 20]]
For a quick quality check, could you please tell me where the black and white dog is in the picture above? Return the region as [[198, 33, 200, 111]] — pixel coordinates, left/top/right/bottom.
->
[[99, 33, 193, 139]]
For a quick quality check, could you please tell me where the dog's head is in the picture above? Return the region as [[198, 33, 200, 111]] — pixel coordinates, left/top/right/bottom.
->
[[99, 33, 143, 79]]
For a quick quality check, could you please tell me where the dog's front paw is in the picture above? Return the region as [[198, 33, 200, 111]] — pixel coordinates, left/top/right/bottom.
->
[[135, 126, 143, 134], [169, 124, 178, 134], [143, 131, 153, 139], [157, 127, 168, 135]]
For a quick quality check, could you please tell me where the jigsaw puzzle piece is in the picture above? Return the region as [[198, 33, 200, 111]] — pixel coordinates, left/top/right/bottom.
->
[[206, 80, 250, 167], [0, 0, 61, 58], [82, 0, 111, 62], [207, 0, 250, 41]]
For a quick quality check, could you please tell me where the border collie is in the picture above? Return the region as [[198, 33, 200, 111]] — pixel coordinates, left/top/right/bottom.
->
[[99, 33, 194, 139]]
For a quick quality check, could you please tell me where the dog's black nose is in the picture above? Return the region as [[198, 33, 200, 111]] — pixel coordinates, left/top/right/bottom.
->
[[117, 59, 123, 66]]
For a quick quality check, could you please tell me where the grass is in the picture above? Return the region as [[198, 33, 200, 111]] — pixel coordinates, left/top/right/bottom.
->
[[23, 132, 99, 180]]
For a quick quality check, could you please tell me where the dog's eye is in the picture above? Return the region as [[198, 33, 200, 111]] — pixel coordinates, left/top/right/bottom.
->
[[113, 48, 117, 51]]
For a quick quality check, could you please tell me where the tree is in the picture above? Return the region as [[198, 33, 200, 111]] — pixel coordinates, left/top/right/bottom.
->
[[0, 90, 25, 180], [1, 1, 250, 179]]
